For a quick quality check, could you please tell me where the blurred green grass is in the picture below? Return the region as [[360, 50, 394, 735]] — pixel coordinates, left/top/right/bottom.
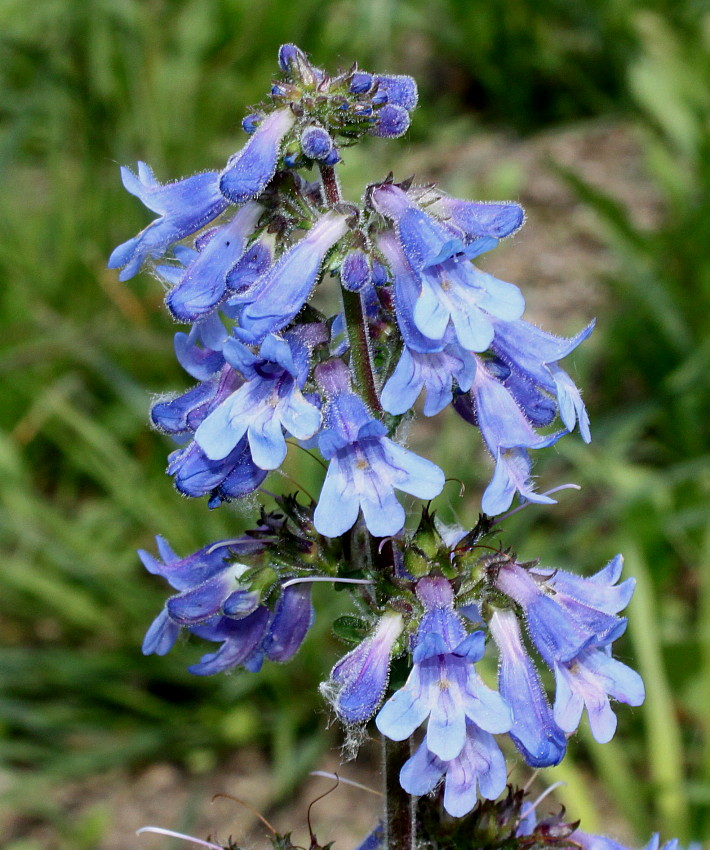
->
[[1, 0, 709, 845]]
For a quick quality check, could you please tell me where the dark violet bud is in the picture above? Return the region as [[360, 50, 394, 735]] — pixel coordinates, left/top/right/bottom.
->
[[371, 104, 410, 138], [278, 43, 308, 73], [300, 125, 334, 160], [322, 146, 341, 165], [283, 151, 301, 168], [242, 113, 262, 134], [371, 259, 389, 285], [373, 74, 419, 110], [340, 248, 371, 292], [349, 71, 373, 93]]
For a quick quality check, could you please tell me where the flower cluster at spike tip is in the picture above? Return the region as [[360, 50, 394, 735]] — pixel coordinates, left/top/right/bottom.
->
[[111, 44, 679, 846]]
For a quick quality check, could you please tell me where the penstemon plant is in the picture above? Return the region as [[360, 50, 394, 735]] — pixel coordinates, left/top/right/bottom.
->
[[110, 44, 680, 850]]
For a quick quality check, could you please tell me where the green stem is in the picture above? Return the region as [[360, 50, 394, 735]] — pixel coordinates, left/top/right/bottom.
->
[[318, 164, 382, 413], [382, 735, 415, 850]]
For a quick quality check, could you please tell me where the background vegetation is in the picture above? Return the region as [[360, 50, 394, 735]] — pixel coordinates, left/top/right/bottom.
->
[[1, 0, 708, 846]]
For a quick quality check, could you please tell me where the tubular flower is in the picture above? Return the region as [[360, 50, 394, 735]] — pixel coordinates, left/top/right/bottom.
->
[[376, 577, 510, 761], [108, 164, 228, 280], [313, 360, 444, 538]]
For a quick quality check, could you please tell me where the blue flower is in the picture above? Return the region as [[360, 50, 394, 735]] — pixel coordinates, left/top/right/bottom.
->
[[454, 356, 565, 514], [323, 612, 403, 723], [553, 646, 645, 743], [194, 332, 322, 471], [376, 577, 510, 760], [108, 163, 228, 281], [237, 211, 349, 343], [381, 343, 475, 417], [489, 608, 567, 767], [219, 108, 296, 204], [399, 719, 507, 816], [167, 437, 267, 507], [140, 536, 263, 657], [494, 559, 626, 668], [141, 537, 315, 675], [312, 360, 445, 538], [165, 202, 264, 321], [494, 556, 643, 742], [489, 316, 594, 442], [376, 227, 524, 355]]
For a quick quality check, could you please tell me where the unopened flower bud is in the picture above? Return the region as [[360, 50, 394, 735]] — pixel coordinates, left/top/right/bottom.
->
[[349, 71, 373, 93], [340, 248, 371, 292], [371, 104, 410, 138], [301, 125, 333, 160], [241, 113, 261, 134]]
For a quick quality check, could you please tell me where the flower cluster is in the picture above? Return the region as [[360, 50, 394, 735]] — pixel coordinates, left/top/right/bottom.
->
[[318, 539, 642, 818], [112, 43, 677, 850], [110, 44, 591, 533]]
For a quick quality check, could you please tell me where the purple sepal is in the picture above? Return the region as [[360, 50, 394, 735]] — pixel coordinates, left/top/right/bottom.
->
[[219, 108, 296, 204], [326, 613, 403, 723], [108, 164, 228, 281]]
